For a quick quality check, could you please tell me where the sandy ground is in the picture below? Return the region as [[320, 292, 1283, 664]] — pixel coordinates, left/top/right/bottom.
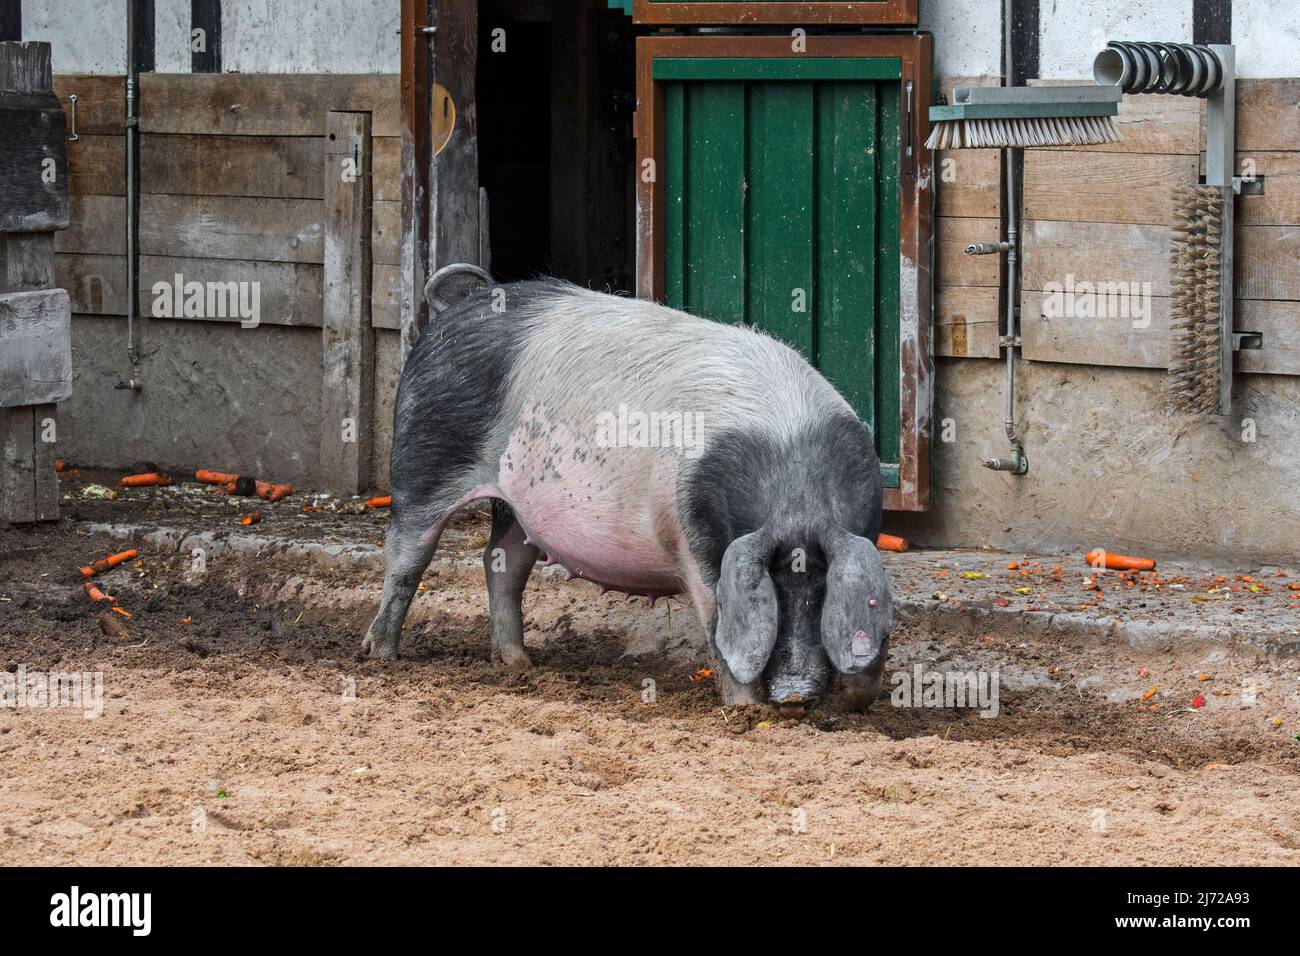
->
[[3, 478, 1300, 865]]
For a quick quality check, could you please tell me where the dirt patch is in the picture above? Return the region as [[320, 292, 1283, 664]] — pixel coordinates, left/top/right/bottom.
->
[[2, 514, 1299, 865]]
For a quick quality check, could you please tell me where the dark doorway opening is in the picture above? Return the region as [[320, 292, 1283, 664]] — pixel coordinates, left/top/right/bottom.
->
[[477, 0, 636, 292]]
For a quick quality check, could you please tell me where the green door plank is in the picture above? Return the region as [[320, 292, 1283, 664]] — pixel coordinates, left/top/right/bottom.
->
[[874, 81, 902, 469], [654, 57, 901, 83], [746, 82, 815, 355], [664, 82, 687, 310], [815, 80, 878, 436], [684, 82, 746, 324]]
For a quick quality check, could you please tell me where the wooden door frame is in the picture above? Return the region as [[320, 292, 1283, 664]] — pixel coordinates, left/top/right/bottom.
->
[[399, 0, 479, 364], [634, 33, 933, 512], [630, 0, 918, 26]]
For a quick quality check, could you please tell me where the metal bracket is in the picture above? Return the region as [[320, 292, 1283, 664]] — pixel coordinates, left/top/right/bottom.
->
[[998, 335, 1022, 349], [66, 93, 79, 141]]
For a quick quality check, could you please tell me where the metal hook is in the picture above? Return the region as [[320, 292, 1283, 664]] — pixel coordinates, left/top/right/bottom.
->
[[67, 93, 79, 142]]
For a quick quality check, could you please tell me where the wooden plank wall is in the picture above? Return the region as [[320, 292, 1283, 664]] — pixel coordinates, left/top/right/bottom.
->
[[52, 74, 402, 332], [1012, 79, 1300, 376], [932, 75, 1003, 360]]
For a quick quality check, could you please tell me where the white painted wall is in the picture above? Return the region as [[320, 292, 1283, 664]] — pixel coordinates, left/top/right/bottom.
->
[[1234, 0, 1300, 77], [23, 0, 126, 74], [19, 0, 1300, 80], [1039, 0, 1194, 79], [920, 0, 1002, 79], [222, 0, 398, 74]]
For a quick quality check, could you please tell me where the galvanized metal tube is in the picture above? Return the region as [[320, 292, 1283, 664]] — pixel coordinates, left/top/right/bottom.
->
[[123, 0, 141, 388]]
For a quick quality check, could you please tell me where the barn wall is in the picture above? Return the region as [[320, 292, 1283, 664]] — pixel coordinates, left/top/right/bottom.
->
[[51, 72, 403, 487]]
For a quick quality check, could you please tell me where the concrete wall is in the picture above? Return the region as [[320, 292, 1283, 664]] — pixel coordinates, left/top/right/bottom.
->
[[892, 361, 1300, 565], [64, 317, 323, 485]]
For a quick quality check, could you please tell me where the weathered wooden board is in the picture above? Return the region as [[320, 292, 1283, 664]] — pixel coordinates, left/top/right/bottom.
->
[[58, 252, 324, 325], [66, 134, 124, 195], [139, 194, 324, 263], [1236, 226, 1300, 302], [371, 199, 400, 267], [138, 73, 400, 137], [55, 194, 124, 255], [0, 232, 54, 290], [1237, 79, 1300, 153], [372, 263, 400, 330], [1234, 152, 1300, 227], [935, 216, 1000, 288], [142, 134, 321, 199], [1020, 289, 1169, 369], [372, 137, 400, 203], [0, 97, 70, 231], [0, 288, 72, 406], [1023, 152, 1199, 226], [1237, 300, 1300, 376], [319, 111, 374, 495], [2, 403, 60, 523], [1021, 219, 1171, 295], [934, 286, 1000, 359], [934, 147, 1000, 220], [53, 75, 125, 134]]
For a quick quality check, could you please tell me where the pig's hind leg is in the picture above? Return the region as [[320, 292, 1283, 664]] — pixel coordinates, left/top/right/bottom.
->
[[362, 499, 450, 660], [484, 500, 540, 671]]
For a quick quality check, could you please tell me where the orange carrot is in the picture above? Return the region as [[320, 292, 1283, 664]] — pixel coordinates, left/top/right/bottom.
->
[[240, 512, 262, 526], [83, 581, 115, 603], [111, 606, 132, 619], [196, 468, 239, 485], [876, 533, 909, 553], [80, 548, 138, 578], [1085, 549, 1156, 572], [366, 495, 392, 509], [255, 480, 292, 502], [55, 459, 66, 473], [118, 472, 172, 489]]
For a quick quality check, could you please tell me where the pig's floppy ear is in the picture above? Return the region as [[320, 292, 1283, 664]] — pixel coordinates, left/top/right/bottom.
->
[[714, 531, 779, 686], [820, 530, 893, 674]]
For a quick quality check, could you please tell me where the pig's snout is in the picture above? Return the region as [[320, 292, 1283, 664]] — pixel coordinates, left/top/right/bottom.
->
[[776, 694, 812, 720]]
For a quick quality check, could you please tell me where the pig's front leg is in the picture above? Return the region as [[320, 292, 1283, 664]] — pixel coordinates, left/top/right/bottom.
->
[[682, 563, 762, 706], [483, 501, 539, 672]]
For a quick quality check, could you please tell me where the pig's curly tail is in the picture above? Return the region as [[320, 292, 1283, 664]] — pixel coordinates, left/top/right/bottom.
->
[[424, 263, 493, 315]]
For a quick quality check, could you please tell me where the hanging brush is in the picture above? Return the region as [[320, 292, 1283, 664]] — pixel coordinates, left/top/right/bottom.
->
[[1167, 185, 1226, 415], [926, 85, 1122, 151]]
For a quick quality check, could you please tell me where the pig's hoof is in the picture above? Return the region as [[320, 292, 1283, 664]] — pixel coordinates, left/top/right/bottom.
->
[[494, 645, 533, 673], [361, 632, 399, 660]]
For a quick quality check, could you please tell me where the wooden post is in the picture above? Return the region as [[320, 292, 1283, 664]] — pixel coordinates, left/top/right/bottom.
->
[[320, 110, 375, 496], [0, 40, 71, 525]]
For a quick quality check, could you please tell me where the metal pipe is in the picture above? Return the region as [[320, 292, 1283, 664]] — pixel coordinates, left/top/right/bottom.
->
[[119, 0, 142, 391]]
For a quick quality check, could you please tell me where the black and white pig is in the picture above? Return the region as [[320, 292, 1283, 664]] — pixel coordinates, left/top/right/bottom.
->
[[364, 266, 893, 717]]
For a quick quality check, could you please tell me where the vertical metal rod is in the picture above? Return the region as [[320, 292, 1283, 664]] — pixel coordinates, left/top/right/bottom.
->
[[123, 0, 141, 384], [1004, 146, 1019, 444]]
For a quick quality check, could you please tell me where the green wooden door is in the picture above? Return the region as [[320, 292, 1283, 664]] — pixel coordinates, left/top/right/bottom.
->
[[656, 57, 903, 488]]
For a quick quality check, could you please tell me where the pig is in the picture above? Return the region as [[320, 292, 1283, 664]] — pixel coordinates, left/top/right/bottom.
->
[[363, 264, 893, 716]]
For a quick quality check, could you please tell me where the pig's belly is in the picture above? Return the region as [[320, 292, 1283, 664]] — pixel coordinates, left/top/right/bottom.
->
[[495, 422, 683, 597]]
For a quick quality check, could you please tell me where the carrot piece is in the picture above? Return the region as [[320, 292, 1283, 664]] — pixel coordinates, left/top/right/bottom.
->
[[1085, 549, 1156, 572], [79, 548, 138, 578], [366, 495, 392, 509], [83, 581, 115, 604], [876, 533, 909, 553], [240, 513, 262, 526], [196, 468, 240, 485], [55, 459, 66, 473], [254, 480, 292, 502], [118, 472, 172, 489], [111, 606, 132, 619]]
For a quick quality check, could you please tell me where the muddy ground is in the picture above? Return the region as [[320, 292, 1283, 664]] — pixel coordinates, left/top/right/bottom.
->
[[2, 477, 1300, 865]]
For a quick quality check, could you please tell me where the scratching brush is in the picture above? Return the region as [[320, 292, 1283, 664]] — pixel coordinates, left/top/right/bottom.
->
[[926, 85, 1121, 151], [1167, 185, 1226, 415]]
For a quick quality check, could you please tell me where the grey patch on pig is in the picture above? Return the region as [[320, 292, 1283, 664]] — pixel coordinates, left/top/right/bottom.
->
[[388, 288, 527, 521]]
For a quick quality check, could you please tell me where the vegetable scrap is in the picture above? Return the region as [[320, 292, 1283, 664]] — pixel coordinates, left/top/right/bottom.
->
[[240, 513, 263, 526], [366, 495, 393, 509], [1085, 550, 1156, 572], [876, 533, 908, 553], [692, 668, 713, 682], [80, 549, 138, 578], [118, 472, 173, 489]]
